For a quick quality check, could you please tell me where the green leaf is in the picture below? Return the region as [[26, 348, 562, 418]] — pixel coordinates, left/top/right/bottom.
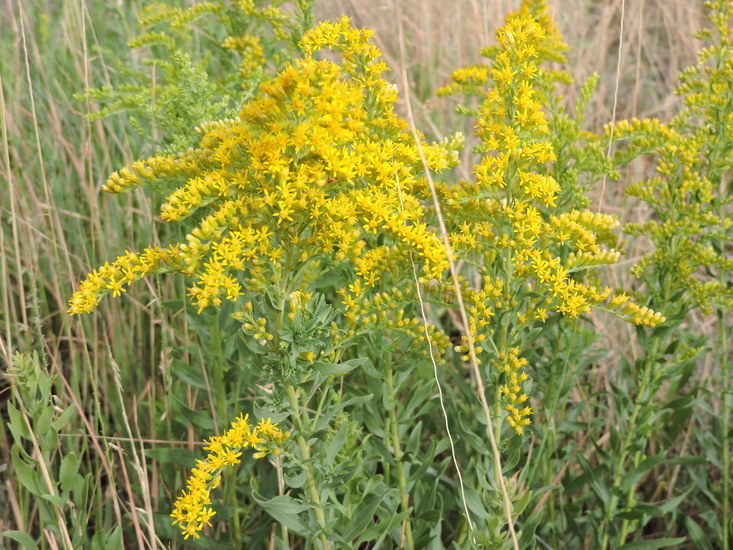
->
[[360, 360, 382, 379], [7, 402, 30, 441], [457, 414, 489, 455], [161, 299, 185, 311], [11, 447, 42, 495], [252, 402, 290, 424], [618, 504, 664, 520], [2, 531, 39, 550], [463, 486, 491, 520], [358, 506, 407, 544], [169, 359, 209, 390], [145, 447, 199, 468], [577, 455, 610, 506], [664, 456, 708, 466], [684, 517, 712, 550], [35, 407, 55, 439], [656, 490, 689, 515], [283, 469, 306, 489], [252, 493, 307, 534], [314, 357, 368, 377], [617, 537, 686, 550], [513, 489, 534, 516], [518, 510, 542, 548], [343, 493, 387, 542], [325, 422, 348, 465], [621, 453, 666, 492], [40, 493, 67, 507], [314, 394, 372, 431], [52, 406, 76, 432], [59, 452, 80, 493], [170, 395, 215, 431]]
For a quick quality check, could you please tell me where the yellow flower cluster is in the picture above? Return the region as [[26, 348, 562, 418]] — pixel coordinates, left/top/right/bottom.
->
[[223, 34, 266, 78], [69, 17, 457, 315], [337, 285, 453, 359], [465, 10, 651, 322], [492, 348, 531, 434], [609, 1, 733, 316], [607, 294, 666, 327], [438, 0, 568, 100], [440, 0, 665, 433], [67, 247, 183, 315], [104, 150, 213, 194], [171, 414, 289, 540]]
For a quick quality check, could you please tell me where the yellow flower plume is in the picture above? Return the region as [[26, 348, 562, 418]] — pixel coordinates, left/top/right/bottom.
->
[[170, 414, 289, 540]]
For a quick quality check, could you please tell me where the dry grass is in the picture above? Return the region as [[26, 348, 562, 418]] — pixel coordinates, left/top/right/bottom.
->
[[319, 0, 703, 124]]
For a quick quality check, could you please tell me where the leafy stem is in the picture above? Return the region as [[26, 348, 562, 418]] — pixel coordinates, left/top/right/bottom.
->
[[284, 381, 332, 550], [600, 335, 662, 549], [720, 308, 730, 550], [385, 356, 415, 549]]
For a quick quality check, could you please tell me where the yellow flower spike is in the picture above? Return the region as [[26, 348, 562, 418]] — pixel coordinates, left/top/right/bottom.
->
[[171, 414, 289, 540]]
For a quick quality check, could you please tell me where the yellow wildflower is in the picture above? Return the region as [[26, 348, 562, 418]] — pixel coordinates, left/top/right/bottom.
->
[[170, 414, 289, 540]]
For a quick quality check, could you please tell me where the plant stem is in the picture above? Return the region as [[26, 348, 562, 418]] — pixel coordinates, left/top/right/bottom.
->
[[211, 312, 226, 426], [721, 309, 730, 550], [211, 313, 242, 540], [284, 382, 332, 550], [600, 392, 644, 550], [493, 321, 509, 478], [385, 359, 415, 549], [601, 337, 660, 550], [618, 449, 644, 544]]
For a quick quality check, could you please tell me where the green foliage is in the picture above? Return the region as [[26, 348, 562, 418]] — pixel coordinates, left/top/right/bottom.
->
[[81, 0, 315, 152], [596, 2, 733, 547], [3, 353, 93, 549]]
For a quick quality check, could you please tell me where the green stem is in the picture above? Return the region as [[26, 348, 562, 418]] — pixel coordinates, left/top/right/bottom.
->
[[618, 449, 644, 543], [601, 338, 660, 550], [493, 319, 509, 466], [211, 313, 226, 425], [313, 378, 334, 426], [721, 310, 730, 550], [284, 382, 332, 550], [385, 359, 415, 549], [211, 315, 242, 540], [494, 384, 504, 468], [545, 325, 576, 548], [600, 394, 644, 549]]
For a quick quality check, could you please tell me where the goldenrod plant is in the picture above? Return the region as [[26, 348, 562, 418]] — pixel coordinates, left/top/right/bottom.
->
[[438, 1, 665, 546], [5, 0, 732, 548], [67, 3, 664, 547], [604, 1, 733, 547], [70, 16, 464, 547]]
